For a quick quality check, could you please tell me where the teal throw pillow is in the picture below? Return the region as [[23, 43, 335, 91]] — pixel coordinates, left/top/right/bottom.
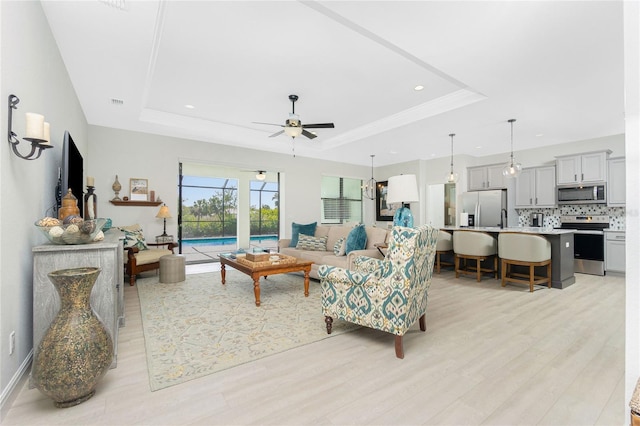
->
[[289, 222, 317, 247], [345, 224, 367, 254]]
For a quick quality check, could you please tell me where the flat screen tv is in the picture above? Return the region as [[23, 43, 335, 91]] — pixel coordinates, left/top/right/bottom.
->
[[61, 131, 83, 215]]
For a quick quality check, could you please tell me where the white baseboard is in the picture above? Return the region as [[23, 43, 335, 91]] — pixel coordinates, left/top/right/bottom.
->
[[0, 350, 33, 422]]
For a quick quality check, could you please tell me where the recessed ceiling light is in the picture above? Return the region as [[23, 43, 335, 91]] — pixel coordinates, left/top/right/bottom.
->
[[536, 133, 544, 137], [184, 104, 195, 109], [475, 146, 482, 149], [414, 85, 424, 91], [390, 150, 398, 154]]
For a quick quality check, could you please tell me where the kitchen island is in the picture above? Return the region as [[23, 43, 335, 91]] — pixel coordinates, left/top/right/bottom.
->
[[442, 226, 576, 289]]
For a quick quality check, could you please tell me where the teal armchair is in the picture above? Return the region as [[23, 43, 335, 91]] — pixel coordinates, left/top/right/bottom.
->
[[318, 225, 438, 358]]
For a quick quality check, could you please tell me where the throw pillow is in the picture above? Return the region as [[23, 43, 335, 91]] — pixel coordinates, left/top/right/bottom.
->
[[345, 224, 367, 254], [333, 237, 346, 256], [296, 234, 328, 251], [289, 222, 317, 247], [121, 226, 148, 251]]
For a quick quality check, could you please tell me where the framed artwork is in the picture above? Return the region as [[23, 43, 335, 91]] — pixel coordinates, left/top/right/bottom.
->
[[129, 178, 149, 201], [376, 180, 399, 221]]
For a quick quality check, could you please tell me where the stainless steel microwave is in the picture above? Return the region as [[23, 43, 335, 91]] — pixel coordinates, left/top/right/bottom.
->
[[557, 184, 606, 205]]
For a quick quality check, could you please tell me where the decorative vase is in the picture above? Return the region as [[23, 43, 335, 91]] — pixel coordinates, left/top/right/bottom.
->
[[111, 175, 121, 201], [58, 188, 80, 221], [31, 267, 113, 408], [84, 186, 97, 219]]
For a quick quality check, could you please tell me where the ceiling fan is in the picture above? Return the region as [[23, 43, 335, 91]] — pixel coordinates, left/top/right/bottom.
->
[[254, 94, 335, 140]]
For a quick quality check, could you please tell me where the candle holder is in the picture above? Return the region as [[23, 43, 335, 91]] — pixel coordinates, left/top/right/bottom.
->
[[84, 186, 97, 220], [7, 94, 53, 160]]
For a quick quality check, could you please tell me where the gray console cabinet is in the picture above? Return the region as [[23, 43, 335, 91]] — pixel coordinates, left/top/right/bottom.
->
[[32, 230, 124, 370]]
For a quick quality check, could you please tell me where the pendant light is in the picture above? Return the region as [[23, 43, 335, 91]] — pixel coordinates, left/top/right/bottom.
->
[[502, 118, 522, 178], [363, 154, 376, 200], [445, 133, 459, 183]]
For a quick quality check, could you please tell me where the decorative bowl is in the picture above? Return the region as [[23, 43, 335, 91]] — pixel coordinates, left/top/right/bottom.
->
[[35, 218, 107, 245], [101, 218, 112, 232]]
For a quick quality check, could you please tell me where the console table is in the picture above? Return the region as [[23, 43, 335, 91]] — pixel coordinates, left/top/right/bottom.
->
[[32, 229, 124, 373]]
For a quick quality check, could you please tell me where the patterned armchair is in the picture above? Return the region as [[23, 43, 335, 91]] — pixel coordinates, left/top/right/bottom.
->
[[318, 225, 438, 358]]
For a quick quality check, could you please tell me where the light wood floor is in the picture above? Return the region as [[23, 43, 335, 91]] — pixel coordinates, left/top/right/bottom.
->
[[4, 265, 626, 425]]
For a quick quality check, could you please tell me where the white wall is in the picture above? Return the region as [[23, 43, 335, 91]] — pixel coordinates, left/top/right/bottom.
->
[[0, 1, 87, 416], [87, 126, 373, 240]]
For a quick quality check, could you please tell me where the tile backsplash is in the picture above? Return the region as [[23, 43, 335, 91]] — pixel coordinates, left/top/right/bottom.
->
[[516, 205, 625, 230]]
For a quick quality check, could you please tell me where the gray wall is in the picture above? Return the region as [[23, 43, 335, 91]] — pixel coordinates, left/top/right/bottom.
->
[[87, 125, 373, 238], [1, 1, 88, 413]]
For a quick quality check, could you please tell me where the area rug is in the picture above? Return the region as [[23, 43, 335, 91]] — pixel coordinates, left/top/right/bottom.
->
[[136, 271, 359, 391]]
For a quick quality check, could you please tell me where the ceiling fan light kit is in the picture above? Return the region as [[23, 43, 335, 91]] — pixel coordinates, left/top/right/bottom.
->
[[284, 124, 303, 138], [255, 94, 335, 143], [502, 118, 522, 178]]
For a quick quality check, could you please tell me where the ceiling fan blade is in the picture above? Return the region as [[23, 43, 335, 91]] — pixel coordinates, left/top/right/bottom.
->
[[252, 121, 284, 127], [269, 130, 285, 138], [302, 129, 317, 139], [302, 123, 335, 129]]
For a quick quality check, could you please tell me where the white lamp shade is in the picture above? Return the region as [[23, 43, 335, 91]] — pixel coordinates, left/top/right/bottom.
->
[[387, 174, 419, 204]]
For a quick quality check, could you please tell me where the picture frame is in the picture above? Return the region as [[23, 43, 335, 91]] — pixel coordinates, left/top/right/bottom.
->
[[376, 180, 400, 221], [129, 178, 149, 201]]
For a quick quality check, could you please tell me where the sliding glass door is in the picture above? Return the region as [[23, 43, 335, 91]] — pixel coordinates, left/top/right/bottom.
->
[[178, 163, 279, 263]]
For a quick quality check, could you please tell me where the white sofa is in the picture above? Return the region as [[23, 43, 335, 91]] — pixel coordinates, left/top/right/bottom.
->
[[279, 224, 389, 280]]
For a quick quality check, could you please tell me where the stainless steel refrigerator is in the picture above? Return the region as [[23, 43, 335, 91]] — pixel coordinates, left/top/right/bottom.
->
[[461, 189, 507, 227]]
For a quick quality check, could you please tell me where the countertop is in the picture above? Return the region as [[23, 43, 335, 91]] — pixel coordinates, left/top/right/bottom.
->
[[442, 226, 576, 235]]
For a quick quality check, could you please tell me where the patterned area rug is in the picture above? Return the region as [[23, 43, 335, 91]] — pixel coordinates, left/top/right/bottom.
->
[[136, 271, 359, 391]]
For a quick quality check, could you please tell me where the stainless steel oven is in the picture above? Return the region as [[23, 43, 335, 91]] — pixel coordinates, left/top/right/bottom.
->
[[559, 215, 609, 276]]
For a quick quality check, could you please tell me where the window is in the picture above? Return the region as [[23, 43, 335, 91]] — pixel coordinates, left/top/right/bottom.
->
[[321, 176, 363, 224], [181, 176, 238, 238], [249, 180, 279, 236]]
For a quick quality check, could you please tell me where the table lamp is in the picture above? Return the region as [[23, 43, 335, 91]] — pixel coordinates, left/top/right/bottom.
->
[[156, 204, 171, 237], [387, 174, 419, 227]]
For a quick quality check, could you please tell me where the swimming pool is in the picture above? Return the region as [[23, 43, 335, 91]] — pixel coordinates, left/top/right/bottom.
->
[[182, 235, 278, 246]]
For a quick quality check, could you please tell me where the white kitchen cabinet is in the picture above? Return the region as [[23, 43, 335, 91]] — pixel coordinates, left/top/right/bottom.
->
[[556, 151, 610, 185], [605, 231, 625, 273], [468, 164, 506, 190], [515, 166, 556, 208], [608, 157, 625, 206]]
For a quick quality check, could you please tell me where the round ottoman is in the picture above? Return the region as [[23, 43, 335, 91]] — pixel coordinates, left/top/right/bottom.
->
[[159, 255, 186, 283]]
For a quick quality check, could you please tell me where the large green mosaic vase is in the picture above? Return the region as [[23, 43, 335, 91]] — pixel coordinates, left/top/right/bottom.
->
[[31, 267, 113, 408]]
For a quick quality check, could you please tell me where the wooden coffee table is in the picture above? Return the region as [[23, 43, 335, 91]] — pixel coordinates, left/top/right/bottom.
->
[[218, 255, 313, 307]]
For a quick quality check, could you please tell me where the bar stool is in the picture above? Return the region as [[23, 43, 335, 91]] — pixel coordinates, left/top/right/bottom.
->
[[498, 232, 551, 292], [435, 230, 454, 274], [453, 230, 498, 282]]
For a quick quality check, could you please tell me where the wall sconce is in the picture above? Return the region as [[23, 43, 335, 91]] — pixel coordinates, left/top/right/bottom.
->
[[256, 171, 266, 181], [7, 94, 53, 160]]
